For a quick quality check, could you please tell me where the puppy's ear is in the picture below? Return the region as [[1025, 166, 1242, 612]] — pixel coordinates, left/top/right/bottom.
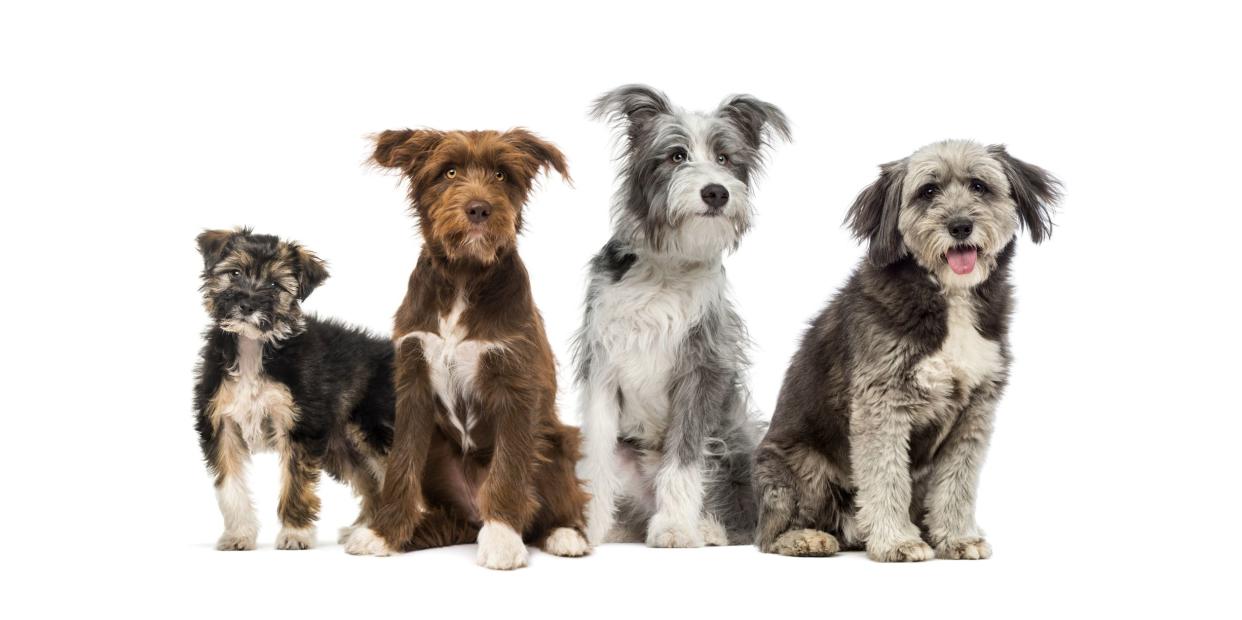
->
[[289, 243, 329, 301], [371, 129, 445, 172], [989, 145, 1062, 243], [196, 228, 244, 269], [504, 128, 572, 184], [590, 84, 673, 138], [716, 95, 792, 151], [845, 159, 908, 267]]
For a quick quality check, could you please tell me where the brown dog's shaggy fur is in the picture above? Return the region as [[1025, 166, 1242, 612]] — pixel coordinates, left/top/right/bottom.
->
[[343, 129, 590, 569]]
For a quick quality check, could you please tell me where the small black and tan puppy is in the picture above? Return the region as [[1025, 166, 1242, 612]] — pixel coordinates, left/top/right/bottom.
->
[[194, 228, 394, 550]]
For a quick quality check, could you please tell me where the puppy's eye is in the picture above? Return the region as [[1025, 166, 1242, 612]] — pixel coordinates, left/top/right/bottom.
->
[[970, 179, 989, 195], [269, 282, 280, 289], [716, 154, 729, 165], [671, 151, 686, 164], [920, 184, 940, 199], [494, 170, 506, 182], [229, 269, 241, 278], [445, 167, 457, 179]]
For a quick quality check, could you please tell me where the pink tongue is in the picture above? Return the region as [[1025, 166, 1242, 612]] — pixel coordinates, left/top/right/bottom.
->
[[946, 247, 978, 275]]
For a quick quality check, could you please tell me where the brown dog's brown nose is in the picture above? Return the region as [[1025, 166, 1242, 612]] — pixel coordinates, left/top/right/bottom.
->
[[466, 201, 492, 224]]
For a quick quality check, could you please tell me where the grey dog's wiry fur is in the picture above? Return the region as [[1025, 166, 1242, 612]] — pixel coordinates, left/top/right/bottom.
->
[[754, 140, 1061, 561], [574, 85, 790, 547]]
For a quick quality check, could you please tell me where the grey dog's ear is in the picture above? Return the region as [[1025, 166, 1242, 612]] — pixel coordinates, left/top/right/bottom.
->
[[989, 145, 1062, 243], [716, 95, 792, 150], [845, 159, 908, 267], [289, 243, 329, 301], [196, 227, 246, 269], [590, 84, 673, 139]]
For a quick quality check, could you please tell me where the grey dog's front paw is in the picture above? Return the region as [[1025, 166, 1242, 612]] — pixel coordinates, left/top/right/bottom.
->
[[867, 537, 934, 562], [646, 515, 704, 548], [936, 537, 992, 560], [768, 529, 840, 557]]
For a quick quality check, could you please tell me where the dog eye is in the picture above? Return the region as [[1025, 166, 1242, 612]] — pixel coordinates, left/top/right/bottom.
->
[[670, 151, 686, 164], [229, 269, 241, 278], [269, 282, 280, 289], [445, 167, 457, 179], [494, 170, 506, 182], [920, 184, 940, 199], [970, 179, 989, 194], [716, 154, 729, 165]]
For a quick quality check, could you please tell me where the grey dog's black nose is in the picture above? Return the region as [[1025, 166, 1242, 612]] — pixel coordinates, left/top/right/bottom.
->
[[701, 184, 729, 209], [948, 218, 974, 240], [466, 201, 491, 223]]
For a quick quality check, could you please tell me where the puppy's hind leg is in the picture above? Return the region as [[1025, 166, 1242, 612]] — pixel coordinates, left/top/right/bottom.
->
[[209, 421, 259, 551], [754, 441, 840, 557], [276, 443, 321, 550]]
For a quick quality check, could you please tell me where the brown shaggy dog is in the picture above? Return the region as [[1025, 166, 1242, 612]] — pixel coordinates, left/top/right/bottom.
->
[[343, 128, 590, 569]]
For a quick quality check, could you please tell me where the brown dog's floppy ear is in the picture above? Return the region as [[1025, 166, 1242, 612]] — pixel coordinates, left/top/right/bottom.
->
[[844, 159, 907, 267], [289, 243, 329, 301], [196, 228, 245, 269], [989, 145, 1062, 243], [371, 129, 445, 172], [505, 128, 572, 184]]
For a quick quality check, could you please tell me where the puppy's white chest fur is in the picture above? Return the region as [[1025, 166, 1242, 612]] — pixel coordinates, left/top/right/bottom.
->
[[401, 296, 501, 451], [591, 260, 723, 443], [915, 291, 1003, 398], [211, 337, 296, 452]]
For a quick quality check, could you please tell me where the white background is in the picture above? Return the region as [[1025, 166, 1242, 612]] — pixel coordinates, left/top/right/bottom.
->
[[3, 1, 1239, 618]]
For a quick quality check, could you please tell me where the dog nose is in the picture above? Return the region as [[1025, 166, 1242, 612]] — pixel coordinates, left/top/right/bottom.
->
[[466, 201, 492, 224], [948, 218, 974, 240], [237, 299, 256, 314], [700, 184, 729, 210]]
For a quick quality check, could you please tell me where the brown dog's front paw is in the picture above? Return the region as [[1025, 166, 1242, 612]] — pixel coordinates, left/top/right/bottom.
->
[[343, 527, 392, 556], [867, 537, 934, 562], [477, 521, 529, 570], [768, 529, 840, 557], [542, 527, 591, 557], [275, 526, 316, 550], [936, 537, 992, 560]]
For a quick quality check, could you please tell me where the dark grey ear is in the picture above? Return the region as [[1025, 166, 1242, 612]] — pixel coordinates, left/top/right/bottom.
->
[[844, 159, 907, 267], [289, 243, 329, 301], [196, 228, 246, 269], [716, 95, 792, 150], [989, 145, 1062, 243], [590, 84, 672, 138]]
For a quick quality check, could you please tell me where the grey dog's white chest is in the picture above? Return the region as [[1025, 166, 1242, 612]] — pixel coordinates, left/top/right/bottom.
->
[[912, 292, 1004, 415], [399, 296, 503, 451]]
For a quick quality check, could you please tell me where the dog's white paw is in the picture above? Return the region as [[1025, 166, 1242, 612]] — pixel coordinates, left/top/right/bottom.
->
[[936, 537, 992, 560], [699, 516, 729, 546], [343, 527, 392, 556], [770, 529, 840, 557], [477, 521, 528, 570], [646, 516, 704, 548], [275, 526, 316, 550], [337, 525, 357, 545], [542, 527, 591, 557], [216, 530, 257, 551], [867, 537, 935, 562]]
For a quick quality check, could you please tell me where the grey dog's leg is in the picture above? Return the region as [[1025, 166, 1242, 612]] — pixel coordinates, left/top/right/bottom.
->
[[923, 387, 999, 560], [754, 442, 843, 556], [851, 397, 934, 562]]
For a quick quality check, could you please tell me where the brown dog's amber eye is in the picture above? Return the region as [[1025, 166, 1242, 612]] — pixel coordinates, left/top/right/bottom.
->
[[445, 167, 456, 179], [495, 170, 506, 181]]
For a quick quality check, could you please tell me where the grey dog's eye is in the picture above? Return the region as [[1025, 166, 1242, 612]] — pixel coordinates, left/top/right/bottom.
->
[[920, 184, 939, 199], [716, 154, 729, 165], [970, 179, 989, 194], [671, 151, 686, 164]]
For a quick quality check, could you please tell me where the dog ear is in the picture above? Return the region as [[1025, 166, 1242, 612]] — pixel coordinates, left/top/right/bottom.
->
[[989, 145, 1062, 243], [716, 95, 792, 151], [845, 159, 908, 267], [590, 84, 673, 136], [504, 128, 572, 184], [196, 228, 244, 269], [289, 244, 329, 301], [371, 129, 445, 172]]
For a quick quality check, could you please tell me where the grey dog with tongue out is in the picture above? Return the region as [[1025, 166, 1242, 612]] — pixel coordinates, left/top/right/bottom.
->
[[753, 140, 1061, 562]]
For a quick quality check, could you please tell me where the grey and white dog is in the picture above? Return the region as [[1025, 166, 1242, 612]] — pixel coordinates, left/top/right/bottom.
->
[[754, 140, 1061, 561], [573, 85, 789, 547]]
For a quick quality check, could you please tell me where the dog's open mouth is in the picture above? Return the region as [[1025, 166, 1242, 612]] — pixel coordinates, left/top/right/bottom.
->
[[944, 245, 979, 275]]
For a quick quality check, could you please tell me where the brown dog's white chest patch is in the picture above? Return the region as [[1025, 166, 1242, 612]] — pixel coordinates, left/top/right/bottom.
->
[[209, 337, 297, 452], [399, 296, 505, 452]]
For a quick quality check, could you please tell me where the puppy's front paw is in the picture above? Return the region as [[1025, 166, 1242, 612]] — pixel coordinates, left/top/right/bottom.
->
[[477, 521, 529, 570], [542, 527, 591, 557], [936, 537, 992, 560], [867, 537, 934, 562], [216, 530, 257, 551], [343, 527, 392, 556], [646, 516, 704, 548], [699, 516, 729, 547], [275, 526, 316, 550], [768, 529, 840, 557]]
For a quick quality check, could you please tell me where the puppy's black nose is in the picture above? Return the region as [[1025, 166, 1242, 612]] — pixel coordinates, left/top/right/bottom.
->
[[948, 218, 974, 240], [701, 184, 729, 210], [466, 201, 492, 223], [237, 299, 256, 314]]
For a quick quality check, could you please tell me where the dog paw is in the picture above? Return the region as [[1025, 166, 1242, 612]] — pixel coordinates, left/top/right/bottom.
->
[[275, 526, 316, 550], [699, 516, 729, 546], [867, 537, 935, 562], [769, 529, 840, 557], [216, 530, 257, 551], [477, 521, 528, 570], [936, 537, 992, 560], [542, 527, 591, 557], [343, 527, 392, 556], [646, 517, 705, 548], [337, 525, 356, 545]]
